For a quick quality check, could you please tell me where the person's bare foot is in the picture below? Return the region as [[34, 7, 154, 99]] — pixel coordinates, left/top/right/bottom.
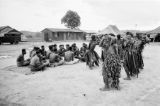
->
[[123, 77, 131, 80], [89, 66, 93, 70], [116, 85, 120, 90]]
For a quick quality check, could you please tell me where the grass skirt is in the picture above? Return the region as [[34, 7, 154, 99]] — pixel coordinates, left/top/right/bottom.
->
[[102, 53, 121, 89], [86, 50, 99, 67]]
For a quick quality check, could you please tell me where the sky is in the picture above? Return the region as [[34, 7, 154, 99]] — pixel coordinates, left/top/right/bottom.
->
[[0, 0, 160, 32]]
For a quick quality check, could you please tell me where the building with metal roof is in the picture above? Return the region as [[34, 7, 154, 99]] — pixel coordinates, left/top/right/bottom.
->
[[41, 28, 86, 41]]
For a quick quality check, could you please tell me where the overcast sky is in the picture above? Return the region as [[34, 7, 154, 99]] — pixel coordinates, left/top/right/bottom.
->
[[0, 0, 160, 31]]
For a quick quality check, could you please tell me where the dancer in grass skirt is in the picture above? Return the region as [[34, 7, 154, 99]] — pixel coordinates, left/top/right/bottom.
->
[[100, 36, 121, 91], [99, 34, 111, 62], [86, 35, 100, 69], [123, 32, 139, 80]]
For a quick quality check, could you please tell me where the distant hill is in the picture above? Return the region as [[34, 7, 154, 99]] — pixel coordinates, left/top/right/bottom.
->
[[21, 31, 42, 37], [83, 30, 97, 34], [21, 31, 43, 42], [121, 30, 150, 35]]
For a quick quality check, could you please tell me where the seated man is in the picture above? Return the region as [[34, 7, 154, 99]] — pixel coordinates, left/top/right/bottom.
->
[[71, 43, 79, 58], [30, 50, 49, 71], [46, 45, 53, 59], [64, 47, 79, 65], [53, 44, 58, 54], [65, 44, 70, 52], [49, 52, 64, 67], [58, 44, 65, 57], [17, 49, 30, 67], [30, 47, 39, 59], [40, 45, 47, 58], [79, 43, 88, 62]]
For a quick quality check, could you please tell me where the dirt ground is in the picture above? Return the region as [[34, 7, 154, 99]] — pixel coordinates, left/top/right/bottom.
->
[[0, 41, 160, 106]]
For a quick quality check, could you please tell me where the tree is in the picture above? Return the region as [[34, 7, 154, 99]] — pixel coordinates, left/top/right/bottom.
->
[[61, 10, 81, 29]]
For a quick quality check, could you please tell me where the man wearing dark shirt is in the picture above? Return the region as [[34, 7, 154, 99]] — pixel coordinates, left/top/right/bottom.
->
[[53, 44, 58, 54], [58, 44, 65, 57], [17, 49, 30, 67], [71, 43, 79, 57], [40, 45, 47, 58]]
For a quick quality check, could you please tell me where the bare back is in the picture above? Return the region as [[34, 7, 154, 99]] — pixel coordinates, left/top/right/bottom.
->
[[64, 51, 74, 62]]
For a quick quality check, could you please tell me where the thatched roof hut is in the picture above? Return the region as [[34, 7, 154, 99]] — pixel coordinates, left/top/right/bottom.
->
[[97, 25, 121, 36]]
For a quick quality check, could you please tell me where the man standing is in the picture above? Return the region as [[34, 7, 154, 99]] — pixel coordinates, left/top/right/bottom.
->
[[116, 34, 124, 60], [17, 49, 30, 67], [123, 32, 137, 80], [99, 34, 111, 62], [86, 35, 99, 69]]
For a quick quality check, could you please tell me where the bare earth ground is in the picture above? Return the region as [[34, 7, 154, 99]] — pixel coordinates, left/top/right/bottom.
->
[[0, 41, 160, 106]]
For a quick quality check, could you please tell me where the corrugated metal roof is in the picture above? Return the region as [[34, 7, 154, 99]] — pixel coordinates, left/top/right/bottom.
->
[[42, 28, 84, 33], [0, 26, 11, 32], [0, 26, 21, 37]]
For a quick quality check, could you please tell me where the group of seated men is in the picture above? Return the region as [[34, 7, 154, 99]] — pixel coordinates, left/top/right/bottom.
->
[[16, 43, 88, 71]]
